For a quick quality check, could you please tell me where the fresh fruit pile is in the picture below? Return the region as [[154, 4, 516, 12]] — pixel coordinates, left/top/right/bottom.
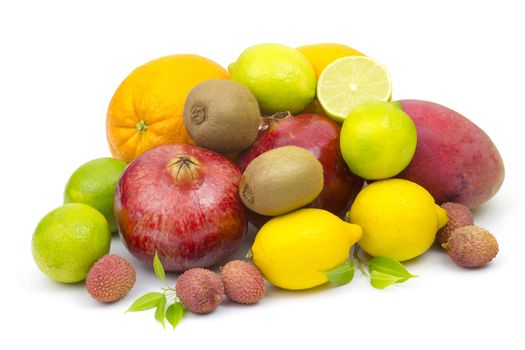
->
[[32, 42, 505, 329]]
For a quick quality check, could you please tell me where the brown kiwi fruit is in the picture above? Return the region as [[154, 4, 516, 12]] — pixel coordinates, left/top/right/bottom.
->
[[183, 79, 261, 154], [239, 146, 324, 216]]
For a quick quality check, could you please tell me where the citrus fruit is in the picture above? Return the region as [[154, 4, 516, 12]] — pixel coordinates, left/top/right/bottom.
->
[[251, 208, 362, 290], [340, 101, 417, 180], [297, 43, 364, 78], [32, 203, 111, 283], [302, 98, 326, 115], [298, 43, 365, 116], [317, 56, 392, 123], [229, 43, 316, 115], [106, 54, 229, 162], [348, 179, 448, 262], [64, 157, 127, 232]]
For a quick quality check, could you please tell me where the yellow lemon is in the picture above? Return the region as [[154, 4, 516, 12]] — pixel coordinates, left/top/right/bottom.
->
[[349, 179, 448, 261], [251, 208, 362, 290]]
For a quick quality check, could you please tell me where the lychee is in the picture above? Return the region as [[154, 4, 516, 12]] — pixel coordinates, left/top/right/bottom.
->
[[86, 255, 136, 303], [220, 260, 265, 304], [175, 268, 224, 314], [443, 225, 498, 268], [436, 202, 473, 245]]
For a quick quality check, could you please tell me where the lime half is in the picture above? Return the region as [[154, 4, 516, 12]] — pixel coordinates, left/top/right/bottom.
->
[[317, 56, 392, 123]]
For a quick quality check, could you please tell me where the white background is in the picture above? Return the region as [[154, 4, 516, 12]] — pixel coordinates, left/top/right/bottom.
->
[[1, 1, 524, 349]]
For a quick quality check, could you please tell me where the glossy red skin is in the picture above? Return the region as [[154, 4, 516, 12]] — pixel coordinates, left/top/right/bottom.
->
[[115, 143, 247, 272], [237, 113, 364, 227], [397, 100, 505, 208]]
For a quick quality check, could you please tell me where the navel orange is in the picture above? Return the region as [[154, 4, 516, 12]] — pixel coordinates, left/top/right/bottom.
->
[[297, 43, 364, 78], [106, 55, 228, 162]]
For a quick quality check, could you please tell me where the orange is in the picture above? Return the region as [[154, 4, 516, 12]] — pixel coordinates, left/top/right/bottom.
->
[[297, 43, 365, 78], [106, 55, 228, 162], [302, 99, 326, 116]]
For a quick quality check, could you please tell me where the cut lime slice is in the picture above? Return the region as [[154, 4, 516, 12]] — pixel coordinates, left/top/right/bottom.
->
[[317, 56, 392, 123]]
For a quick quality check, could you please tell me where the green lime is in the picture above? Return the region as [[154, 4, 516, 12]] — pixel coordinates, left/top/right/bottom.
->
[[32, 203, 111, 283], [340, 101, 417, 180], [64, 157, 126, 232], [229, 43, 316, 115]]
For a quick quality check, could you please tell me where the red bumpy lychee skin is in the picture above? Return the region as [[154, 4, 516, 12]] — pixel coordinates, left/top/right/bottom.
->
[[175, 268, 224, 314], [443, 225, 499, 268], [436, 202, 474, 245], [220, 260, 265, 304], [86, 255, 136, 303]]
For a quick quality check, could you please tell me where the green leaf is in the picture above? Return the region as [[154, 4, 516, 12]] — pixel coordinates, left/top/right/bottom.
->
[[153, 251, 166, 282], [165, 302, 184, 330], [368, 256, 417, 283], [370, 270, 403, 289], [325, 260, 355, 286], [126, 292, 164, 312], [155, 294, 167, 328], [245, 249, 253, 260]]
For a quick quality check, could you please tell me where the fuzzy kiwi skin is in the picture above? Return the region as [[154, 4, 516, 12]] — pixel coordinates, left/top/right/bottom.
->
[[239, 146, 324, 216], [183, 79, 261, 154]]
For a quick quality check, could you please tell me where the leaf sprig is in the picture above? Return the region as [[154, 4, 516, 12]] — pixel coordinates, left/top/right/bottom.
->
[[324, 245, 417, 289], [326, 260, 355, 286], [368, 256, 417, 289], [129, 249, 416, 328], [126, 252, 184, 329]]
